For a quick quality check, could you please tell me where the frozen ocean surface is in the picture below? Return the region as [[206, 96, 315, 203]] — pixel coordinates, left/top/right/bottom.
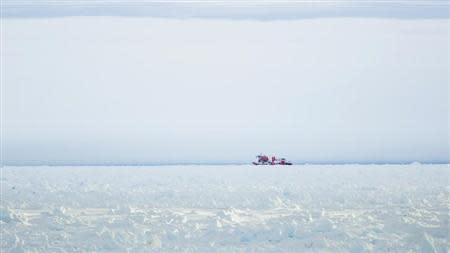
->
[[1, 164, 449, 252]]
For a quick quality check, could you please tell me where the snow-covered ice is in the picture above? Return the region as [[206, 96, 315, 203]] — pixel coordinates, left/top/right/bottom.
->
[[1, 164, 449, 252]]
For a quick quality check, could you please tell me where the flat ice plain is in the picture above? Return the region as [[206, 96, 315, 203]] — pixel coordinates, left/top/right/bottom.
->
[[1, 164, 449, 252]]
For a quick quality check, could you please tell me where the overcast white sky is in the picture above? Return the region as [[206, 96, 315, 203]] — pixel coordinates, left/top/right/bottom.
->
[[1, 3, 449, 164]]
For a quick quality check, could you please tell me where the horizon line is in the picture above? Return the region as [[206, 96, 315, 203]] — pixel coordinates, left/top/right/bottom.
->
[[2, 161, 449, 167]]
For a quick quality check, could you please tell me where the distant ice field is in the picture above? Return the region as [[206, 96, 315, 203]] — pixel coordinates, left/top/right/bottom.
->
[[1, 164, 449, 252]]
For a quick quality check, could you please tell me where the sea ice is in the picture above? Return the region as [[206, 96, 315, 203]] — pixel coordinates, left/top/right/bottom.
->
[[1, 164, 449, 252]]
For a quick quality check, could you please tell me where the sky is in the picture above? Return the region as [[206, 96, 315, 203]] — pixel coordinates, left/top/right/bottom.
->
[[2, 0, 449, 19], [1, 1, 449, 165]]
